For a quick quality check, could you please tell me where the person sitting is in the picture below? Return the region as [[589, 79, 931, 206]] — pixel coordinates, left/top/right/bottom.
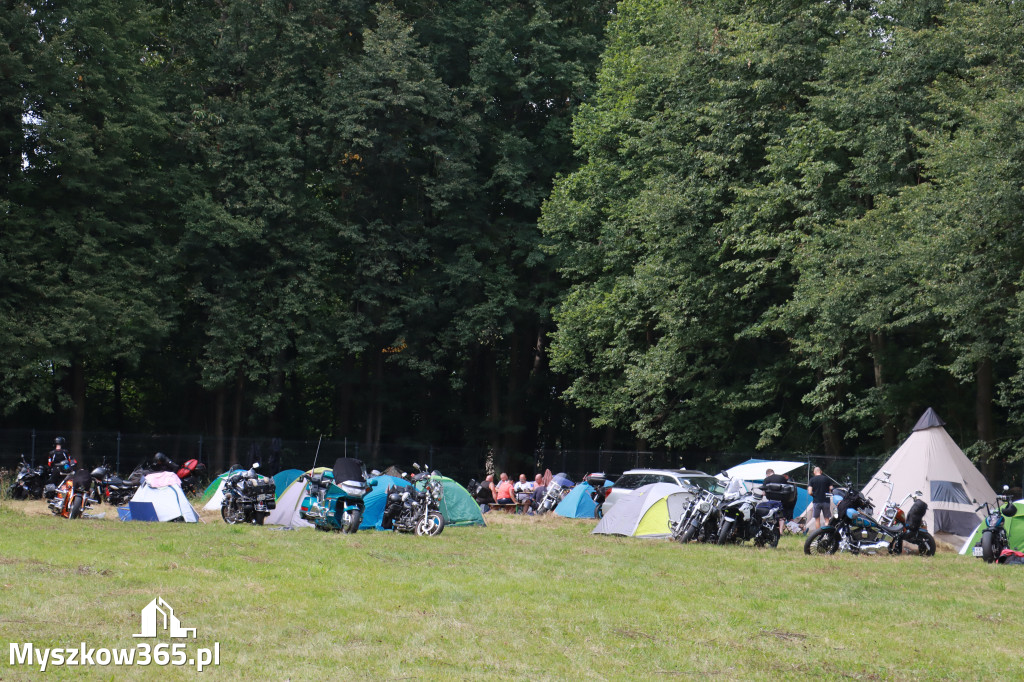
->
[[494, 473, 515, 508], [530, 474, 547, 513], [475, 474, 496, 512], [514, 474, 534, 513]]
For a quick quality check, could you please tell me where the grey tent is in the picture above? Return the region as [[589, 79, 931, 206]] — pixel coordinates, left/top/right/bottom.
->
[[861, 408, 997, 545]]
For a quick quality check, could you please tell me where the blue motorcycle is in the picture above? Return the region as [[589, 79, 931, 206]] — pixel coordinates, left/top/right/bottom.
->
[[303, 458, 375, 534], [973, 485, 1017, 563]]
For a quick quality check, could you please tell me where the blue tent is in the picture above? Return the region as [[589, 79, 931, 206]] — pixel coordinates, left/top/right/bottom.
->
[[361, 475, 412, 530], [555, 481, 612, 519], [272, 469, 304, 499]]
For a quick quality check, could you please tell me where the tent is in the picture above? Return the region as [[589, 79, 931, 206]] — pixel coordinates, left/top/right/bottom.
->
[[126, 473, 200, 522], [555, 480, 613, 519], [592, 483, 689, 538], [959, 499, 1024, 556], [263, 467, 335, 527], [200, 466, 246, 509], [861, 407, 998, 545], [724, 458, 811, 523], [272, 469, 304, 498], [361, 475, 412, 530], [436, 476, 486, 527]]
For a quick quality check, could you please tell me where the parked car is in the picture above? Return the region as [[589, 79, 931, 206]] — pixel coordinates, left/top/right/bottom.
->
[[602, 469, 724, 517]]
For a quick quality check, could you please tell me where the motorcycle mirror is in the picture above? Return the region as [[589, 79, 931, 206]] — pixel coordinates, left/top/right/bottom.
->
[[1003, 484, 1010, 491], [412, 463, 422, 472]]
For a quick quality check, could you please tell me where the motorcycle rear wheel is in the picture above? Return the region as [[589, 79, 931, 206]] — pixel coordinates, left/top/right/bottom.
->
[[905, 531, 936, 557], [415, 510, 445, 536], [804, 526, 840, 555]]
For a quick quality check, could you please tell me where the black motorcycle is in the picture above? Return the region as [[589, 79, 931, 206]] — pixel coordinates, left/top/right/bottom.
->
[[584, 472, 608, 519], [89, 461, 145, 506], [675, 487, 726, 543], [715, 490, 781, 548], [972, 485, 1016, 563], [805, 482, 935, 556], [220, 463, 277, 525], [381, 464, 446, 536], [8, 455, 46, 500]]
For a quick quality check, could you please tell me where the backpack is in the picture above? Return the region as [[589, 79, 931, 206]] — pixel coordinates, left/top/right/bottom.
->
[[905, 499, 928, 532]]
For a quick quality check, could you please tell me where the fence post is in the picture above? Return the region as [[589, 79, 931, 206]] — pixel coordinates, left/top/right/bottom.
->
[[30, 429, 36, 466], [116, 432, 121, 473]]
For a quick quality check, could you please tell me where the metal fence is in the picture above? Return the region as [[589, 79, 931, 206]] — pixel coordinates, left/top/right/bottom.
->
[[0, 428, 909, 492]]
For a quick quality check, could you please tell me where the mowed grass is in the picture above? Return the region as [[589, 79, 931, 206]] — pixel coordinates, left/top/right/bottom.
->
[[0, 499, 1021, 681]]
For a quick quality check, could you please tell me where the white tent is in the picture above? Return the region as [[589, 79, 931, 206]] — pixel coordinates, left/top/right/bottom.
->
[[127, 473, 200, 523], [592, 483, 690, 538], [264, 470, 323, 528], [861, 408, 997, 545]]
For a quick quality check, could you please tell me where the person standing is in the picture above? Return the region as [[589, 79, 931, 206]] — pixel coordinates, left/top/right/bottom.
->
[[762, 468, 789, 534], [807, 466, 833, 533]]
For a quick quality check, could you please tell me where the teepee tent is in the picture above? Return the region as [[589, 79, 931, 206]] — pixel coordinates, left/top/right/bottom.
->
[[126, 473, 200, 522], [861, 408, 997, 545], [592, 483, 689, 538]]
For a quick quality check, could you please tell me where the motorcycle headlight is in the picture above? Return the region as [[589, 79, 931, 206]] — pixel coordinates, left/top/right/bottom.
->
[[698, 501, 711, 513]]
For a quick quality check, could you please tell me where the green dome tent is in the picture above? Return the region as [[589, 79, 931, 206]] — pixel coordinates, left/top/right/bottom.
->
[[436, 476, 485, 527]]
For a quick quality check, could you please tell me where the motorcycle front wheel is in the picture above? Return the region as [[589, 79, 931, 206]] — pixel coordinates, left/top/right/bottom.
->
[[415, 510, 445, 536], [716, 518, 734, 545], [221, 499, 244, 525], [678, 521, 698, 544], [804, 526, 840, 555], [69, 494, 84, 519], [343, 509, 362, 534], [981, 531, 997, 563]]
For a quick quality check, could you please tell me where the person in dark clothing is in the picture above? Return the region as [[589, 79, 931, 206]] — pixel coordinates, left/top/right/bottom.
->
[[807, 466, 833, 532], [762, 468, 790, 533], [47, 437, 76, 485]]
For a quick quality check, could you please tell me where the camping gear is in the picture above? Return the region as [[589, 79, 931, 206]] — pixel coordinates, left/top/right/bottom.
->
[[126, 473, 200, 522], [381, 465, 445, 536], [998, 550, 1024, 565], [960, 487, 1024, 561], [555, 479, 612, 518], [272, 469, 304, 498], [861, 407, 998, 545], [434, 476, 486, 527], [805, 483, 935, 556], [592, 483, 690, 538], [220, 463, 277, 525]]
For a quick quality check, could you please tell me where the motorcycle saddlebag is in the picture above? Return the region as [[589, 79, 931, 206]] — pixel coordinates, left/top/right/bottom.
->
[[177, 459, 199, 478], [905, 499, 928, 531], [754, 500, 782, 517]]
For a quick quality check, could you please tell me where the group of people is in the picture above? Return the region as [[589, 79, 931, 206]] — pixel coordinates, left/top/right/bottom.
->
[[474, 472, 547, 514], [760, 465, 834, 535]]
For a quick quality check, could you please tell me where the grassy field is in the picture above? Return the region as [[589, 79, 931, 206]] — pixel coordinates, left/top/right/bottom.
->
[[0, 498, 1021, 681]]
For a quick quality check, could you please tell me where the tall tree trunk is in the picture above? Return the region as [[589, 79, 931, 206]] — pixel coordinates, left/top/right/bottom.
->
[[231, 372, 244, 464], [213, 385, 226, 473], [869, 331, 897, 449], [70, 358, 86, 462], [976, 357, 996, 480]]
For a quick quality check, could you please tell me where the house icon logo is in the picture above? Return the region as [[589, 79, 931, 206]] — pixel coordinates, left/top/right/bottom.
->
[[133, 597, 197, 639]]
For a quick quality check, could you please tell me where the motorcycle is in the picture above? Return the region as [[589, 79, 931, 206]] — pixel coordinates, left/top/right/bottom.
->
[[175, 458, 206, 497], [220, 463, 277, 525], [535, 473, 574, 514], [7, 455, 46, 500], [46, 469, 96, 519], [972, 485, 1016, 563], [381, 464, 445, 536], [674, 486, 726, 543], [584, 472, 608, 519], [303, 458, 374, 533], [804, 481, 935, 556], [715, 488, 782, 548], [90, 459, 141, 506]]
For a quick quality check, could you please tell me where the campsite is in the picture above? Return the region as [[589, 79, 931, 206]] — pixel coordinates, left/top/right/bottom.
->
[[1, 496, 1023, 681]]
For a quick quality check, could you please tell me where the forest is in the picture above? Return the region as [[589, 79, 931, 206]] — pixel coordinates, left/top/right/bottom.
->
[[3, 0, 1024, 475]]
